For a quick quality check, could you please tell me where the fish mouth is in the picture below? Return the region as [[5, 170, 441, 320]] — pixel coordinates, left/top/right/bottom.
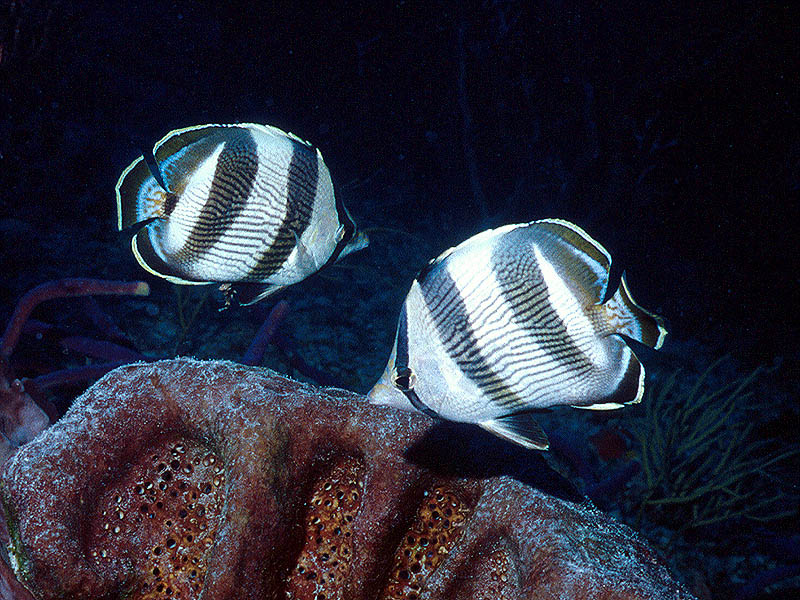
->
[[366, 381, 390, 404]]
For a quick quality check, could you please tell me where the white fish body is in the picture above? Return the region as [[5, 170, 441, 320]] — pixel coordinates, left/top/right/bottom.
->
[[116, 123, 367, 304], [369, 219, 667, 450]]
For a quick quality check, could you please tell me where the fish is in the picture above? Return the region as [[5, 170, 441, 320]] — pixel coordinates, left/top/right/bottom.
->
[[116, 123, 368, 305], [368, 219, 667, 450]]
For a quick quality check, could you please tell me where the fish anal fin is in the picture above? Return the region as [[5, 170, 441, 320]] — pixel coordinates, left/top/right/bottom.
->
[[573, 344, 647, 409], [479, 413, 550, 451], [153, 124, 233, 162], [131, 228, 209, 286]]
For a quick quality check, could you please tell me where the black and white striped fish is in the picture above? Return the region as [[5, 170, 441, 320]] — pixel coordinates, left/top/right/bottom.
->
[[368, 219, 667, 450], [116, 123, 367, 304]]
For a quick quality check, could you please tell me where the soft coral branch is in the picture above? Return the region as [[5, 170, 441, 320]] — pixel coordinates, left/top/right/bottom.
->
[[1, 278, 149, 360], [1, 278, 150, 465]]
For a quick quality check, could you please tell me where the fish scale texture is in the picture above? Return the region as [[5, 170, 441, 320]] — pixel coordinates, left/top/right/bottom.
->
[[0, 358, 694, 600]]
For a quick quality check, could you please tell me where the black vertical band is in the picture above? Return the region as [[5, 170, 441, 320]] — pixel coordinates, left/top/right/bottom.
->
[[394, 303, 439, 419]]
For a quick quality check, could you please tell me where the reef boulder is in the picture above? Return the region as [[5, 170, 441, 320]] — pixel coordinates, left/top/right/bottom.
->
[[0, 358, 694, 599]]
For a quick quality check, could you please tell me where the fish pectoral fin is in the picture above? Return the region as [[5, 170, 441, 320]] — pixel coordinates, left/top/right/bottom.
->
[[292, 231, 322, 271], [479, 413, 550, 451]]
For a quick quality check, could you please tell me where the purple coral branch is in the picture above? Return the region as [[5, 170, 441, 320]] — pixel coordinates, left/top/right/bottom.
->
[[1, 279, 150, 360], [80, 296, 133, 345], [242, 300, 290, 366], [58, 337, 148, 363], [27, 361, 135, 392], [241, 300, 343, 388], [18, 319, 148, 364]]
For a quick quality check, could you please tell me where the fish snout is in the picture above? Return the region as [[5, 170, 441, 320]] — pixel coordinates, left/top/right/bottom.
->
[[367, 381, 393, 405], [367, 379, 419, 413]]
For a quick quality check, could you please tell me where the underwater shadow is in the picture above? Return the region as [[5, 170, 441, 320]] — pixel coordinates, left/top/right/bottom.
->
[[404, 420, 584, 503]]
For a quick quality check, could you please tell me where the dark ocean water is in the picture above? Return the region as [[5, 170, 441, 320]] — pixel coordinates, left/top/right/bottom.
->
[[1, 1, 797, 598]]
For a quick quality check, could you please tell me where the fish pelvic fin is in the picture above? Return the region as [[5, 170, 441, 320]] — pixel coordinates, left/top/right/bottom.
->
[[603, 272, 667, 350], [235, 283, 287, 306], [479, 413, 550, 451], [572, 401, 626, 410]]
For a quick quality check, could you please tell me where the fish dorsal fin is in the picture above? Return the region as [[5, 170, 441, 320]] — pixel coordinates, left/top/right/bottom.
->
[[416, 224, 517, 284], [479, 412, 550, 450], [531, 218, 612, 304], [153, 123, 311, 193], [152, 124, 242, 194], [152, 123, 263, 158], [153, 122, 310, 154]]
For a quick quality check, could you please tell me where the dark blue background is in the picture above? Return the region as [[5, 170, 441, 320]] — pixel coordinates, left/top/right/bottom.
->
[[1, 1, 797, 375]]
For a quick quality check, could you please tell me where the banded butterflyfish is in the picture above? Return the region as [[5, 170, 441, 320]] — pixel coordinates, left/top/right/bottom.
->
[[368, 219, 667, 450], [116, 123, 367, 304]]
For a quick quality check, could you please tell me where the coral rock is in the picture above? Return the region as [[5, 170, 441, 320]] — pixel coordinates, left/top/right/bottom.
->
[[0, 369, 50, 464], [1, 358, 694, 599]]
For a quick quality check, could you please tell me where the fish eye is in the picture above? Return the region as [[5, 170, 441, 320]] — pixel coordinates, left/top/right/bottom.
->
[[392, 367, 416, 391]]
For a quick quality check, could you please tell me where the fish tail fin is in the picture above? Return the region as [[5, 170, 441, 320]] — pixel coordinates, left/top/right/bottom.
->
[[341, 229, 369, 258], [604, 273, 667, 349], [115, 156, 171, 231]]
